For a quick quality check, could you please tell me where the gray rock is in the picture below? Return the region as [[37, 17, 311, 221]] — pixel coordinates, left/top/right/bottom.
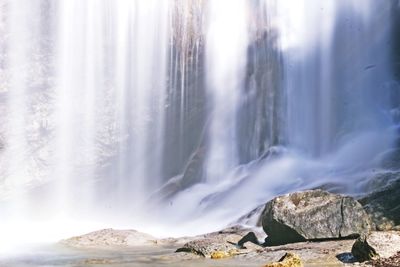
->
[[261, 190, 371, 246]]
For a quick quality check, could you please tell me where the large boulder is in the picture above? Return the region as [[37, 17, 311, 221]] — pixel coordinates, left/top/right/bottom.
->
[[261, 190, 371, 246]]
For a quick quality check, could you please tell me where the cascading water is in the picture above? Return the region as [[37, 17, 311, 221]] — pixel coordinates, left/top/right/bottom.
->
[[280, 0, 394, 158], [204, 0, 248, 182], [154, 0, 398, 235], [0, 0, 399, 250]]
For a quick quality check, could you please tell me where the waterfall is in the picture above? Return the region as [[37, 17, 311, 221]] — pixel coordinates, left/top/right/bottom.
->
[[0, 0, 399, 246], [280, 0, 393, 157], [204, 0, 248, 182], [54, 0, 171, 213], [152, 0, 397, 236]]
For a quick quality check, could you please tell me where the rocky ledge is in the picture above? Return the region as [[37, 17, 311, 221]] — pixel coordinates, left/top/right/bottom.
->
[[61, 190, 400, 266], [62, 227, 400, 266]]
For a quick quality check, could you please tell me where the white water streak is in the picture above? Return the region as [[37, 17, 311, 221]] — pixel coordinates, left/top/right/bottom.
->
[[205, 0, 249, 182]]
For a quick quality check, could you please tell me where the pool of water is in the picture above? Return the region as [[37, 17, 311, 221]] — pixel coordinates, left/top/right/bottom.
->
[[0, 244, 262, 267]]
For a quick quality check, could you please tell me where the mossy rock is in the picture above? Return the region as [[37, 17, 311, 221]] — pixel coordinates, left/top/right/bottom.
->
[[210, 249, 239, 259], [263, 252, 303, 267]]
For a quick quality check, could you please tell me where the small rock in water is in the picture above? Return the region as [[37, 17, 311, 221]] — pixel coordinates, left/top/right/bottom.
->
[[351, 236, 379, 262], [263, 252, 303, 267]]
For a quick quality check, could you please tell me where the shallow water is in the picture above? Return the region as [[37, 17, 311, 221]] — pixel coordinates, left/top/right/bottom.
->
[[0, 244, 263, 267], [0, 243, 349, 267]]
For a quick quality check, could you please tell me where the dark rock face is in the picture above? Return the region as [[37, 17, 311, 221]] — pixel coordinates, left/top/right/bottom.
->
[[149, 146, 206, 203], [359, 176, 400, 231], [351, 236, 379, 263], [261, 190, 371, 246], [237, 232, 263, 248]]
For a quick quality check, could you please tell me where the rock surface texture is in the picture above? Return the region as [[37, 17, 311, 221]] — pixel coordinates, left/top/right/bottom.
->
[[61, 228, 157, 248], [261, 190, 371, 245]]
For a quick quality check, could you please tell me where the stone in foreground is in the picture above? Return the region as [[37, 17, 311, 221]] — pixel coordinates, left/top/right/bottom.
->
[[263, 252, 303, 267], [261, 190, 371, 246], [351, 236, 379, 262]]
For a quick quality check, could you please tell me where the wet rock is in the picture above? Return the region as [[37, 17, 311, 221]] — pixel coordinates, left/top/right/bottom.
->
[[261, 190, 371, 246], [359, 175, 400, 231], [351, 236, 379, 262], [149, 146, 206, 203], [263, 252, 303, 267]]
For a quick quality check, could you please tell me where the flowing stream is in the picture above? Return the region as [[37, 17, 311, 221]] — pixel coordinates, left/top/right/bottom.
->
[[0, 0, 399, 257]]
